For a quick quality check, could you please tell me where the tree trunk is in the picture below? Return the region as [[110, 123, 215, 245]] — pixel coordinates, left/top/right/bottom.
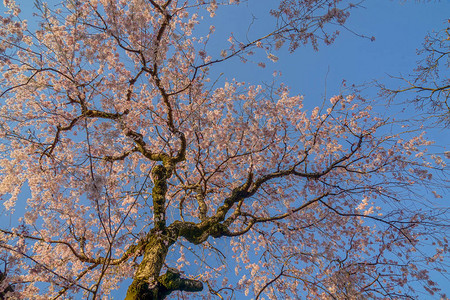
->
[[125, 164, 203, 299], [124, 231, 169, 300], [124, 231, 203, 299]]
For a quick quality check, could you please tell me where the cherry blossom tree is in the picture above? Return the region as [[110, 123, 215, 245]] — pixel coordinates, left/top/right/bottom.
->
[[0, 0, 448, 299]]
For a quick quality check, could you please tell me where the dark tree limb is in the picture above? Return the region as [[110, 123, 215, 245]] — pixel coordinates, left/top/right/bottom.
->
[[125, 268, 202, 300], [0, 270, 14, 299]]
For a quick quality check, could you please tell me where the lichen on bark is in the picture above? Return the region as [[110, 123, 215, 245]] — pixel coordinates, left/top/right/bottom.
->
[[152, 164, 168, 230], [125, 268, 203, 300], [125, 164, 204, 299]]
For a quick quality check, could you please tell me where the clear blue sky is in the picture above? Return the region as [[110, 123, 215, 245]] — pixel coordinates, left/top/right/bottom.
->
[[1, 0, 449, 299], [208, 1, 448, 103]]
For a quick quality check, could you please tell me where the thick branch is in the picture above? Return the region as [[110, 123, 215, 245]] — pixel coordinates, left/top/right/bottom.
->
[[126, 268, 202, 300], [158, 268, 203, 298]]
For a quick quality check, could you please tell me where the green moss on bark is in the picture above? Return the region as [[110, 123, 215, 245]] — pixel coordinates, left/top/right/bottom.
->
[[125, 269, 203, 300], [125, 278, 156, 300], [152, 164, 168, 230]]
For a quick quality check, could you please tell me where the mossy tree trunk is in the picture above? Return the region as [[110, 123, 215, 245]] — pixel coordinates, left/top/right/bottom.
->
[[125, 165, 203, 300]]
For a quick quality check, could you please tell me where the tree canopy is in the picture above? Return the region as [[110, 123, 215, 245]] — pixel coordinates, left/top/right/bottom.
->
[[0, 0, 448, 299]]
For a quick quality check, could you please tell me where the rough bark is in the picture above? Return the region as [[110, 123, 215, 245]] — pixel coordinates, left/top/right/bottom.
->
[[125, 267, 203, 300], [125, 165, 203, 299]]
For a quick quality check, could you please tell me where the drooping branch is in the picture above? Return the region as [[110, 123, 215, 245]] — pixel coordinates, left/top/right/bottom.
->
[[0, 229, 139, 267], [42, 105, 124, 158], [224, 193, 331, 237], [0, 242, 93, 294], [104, 147, 138, 162], [255, 266, 285, 300]]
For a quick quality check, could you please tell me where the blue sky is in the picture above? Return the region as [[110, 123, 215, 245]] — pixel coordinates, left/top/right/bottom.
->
[[1, 0, 450, 298], [204, 0, 450, 162], [209, 1, 449, 101]]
